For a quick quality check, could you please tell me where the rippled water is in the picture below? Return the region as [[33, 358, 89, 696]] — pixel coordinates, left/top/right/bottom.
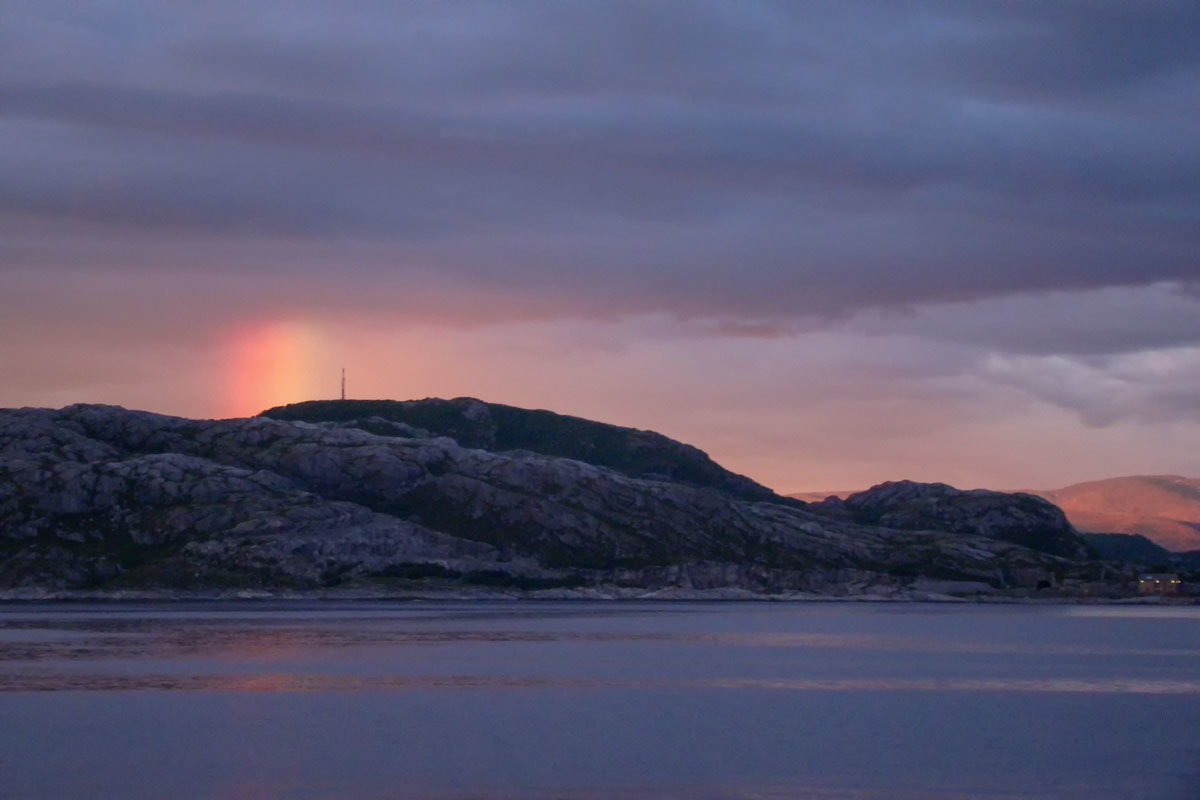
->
[[1, 601, 1198, 799]]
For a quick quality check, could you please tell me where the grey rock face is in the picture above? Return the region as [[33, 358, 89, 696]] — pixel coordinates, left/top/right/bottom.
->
[[0, 404, 1108, 595], [815, 480, 1090, 560]]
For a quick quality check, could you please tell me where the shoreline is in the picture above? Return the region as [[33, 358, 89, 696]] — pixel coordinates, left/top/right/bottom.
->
[[0, 587, 1191, 605]]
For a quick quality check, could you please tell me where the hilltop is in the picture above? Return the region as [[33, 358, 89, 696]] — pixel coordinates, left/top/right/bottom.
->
[[261, 398, 786, 505]]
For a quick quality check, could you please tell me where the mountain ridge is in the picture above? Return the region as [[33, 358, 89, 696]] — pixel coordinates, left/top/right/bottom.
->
[[262, 398, 791, 506], [0, 400, 1160, 598], [1034, 475, 1200, 552], [791, 475, 1200, 554]]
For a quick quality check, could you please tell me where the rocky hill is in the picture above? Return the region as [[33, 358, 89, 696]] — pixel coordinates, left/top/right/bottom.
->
[[0, 402, 1134, 598], [1034, 476, 1200, 552], [808, 481, 1089, 560], [796, 478, 1200, 556]]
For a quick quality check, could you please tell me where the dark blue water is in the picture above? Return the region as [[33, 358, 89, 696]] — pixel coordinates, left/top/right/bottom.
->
[[1, 602, 1198, 799]]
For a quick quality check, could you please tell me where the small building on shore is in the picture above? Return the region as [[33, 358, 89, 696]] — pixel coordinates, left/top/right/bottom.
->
[[1137, 573, 1182, 594]]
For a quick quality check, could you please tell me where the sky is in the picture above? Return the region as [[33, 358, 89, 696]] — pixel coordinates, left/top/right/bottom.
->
[[3, 0, 1199, 492]]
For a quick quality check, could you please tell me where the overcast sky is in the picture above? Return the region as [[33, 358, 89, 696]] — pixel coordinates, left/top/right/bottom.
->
[[3, 0, 1199, 491]]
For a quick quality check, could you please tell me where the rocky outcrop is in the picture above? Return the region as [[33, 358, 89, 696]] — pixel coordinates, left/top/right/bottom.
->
[[0, 403, 1125, 596], [811, 480, 1090, 560], [0, 407, 512, 589]]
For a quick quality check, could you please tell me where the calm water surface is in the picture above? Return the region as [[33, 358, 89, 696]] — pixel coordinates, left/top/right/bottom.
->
[[1, 601, 1197, 799]]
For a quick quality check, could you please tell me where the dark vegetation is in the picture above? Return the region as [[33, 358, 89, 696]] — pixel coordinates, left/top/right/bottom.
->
[[262, 398, 793, 505], [1081, 533, 1200, 575]]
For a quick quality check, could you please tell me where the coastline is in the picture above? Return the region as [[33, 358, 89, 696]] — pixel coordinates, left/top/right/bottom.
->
[[0, 586, 1189, 604]]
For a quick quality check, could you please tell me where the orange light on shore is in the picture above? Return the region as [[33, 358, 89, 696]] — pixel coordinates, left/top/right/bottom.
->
[[220, 320, 329, 418]]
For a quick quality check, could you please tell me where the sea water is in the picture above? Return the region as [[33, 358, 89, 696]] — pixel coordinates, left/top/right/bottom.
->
[[1, 601, 1197, 799]]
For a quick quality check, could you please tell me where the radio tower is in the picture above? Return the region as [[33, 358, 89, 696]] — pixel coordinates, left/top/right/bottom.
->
[[341, 367, 346, 401]]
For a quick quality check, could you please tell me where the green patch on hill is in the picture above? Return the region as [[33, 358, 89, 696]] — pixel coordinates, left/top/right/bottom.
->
[[262, 397, 792, 505]]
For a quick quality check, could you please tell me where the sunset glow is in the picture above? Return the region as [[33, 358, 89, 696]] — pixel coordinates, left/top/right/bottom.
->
[[222, 321, 333, 418], [2, 1, 1197, 491]]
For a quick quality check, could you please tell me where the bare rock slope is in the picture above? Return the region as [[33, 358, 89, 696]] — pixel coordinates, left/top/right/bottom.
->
[[811, 481, 1089, 560], [0, 401, 1117, 596], [262, 398, 787, 504]]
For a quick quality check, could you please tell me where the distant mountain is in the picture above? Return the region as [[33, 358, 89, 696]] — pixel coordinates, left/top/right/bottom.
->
[[1034, 476, 1200, 553], [794, 476, 1200, 554], [789, 490, 856, 503]]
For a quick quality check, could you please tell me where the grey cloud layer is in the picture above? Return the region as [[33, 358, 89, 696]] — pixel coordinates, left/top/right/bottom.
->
[[3, 1, 1199, 326]]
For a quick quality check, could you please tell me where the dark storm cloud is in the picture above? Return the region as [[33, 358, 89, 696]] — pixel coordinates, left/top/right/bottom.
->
[[914, 0, 1200, 101], [2, 0, 1198, 326]]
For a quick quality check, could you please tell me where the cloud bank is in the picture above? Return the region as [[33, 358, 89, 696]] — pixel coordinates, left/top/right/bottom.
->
[[2, 1, 1198, 488]]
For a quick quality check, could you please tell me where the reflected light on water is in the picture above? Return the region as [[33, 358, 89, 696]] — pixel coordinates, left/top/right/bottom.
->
[[2, 604, 1196, 800], [200, 781, 1060, 800], [4, 622, 1200, 663], [4, 672, 1200, 695]]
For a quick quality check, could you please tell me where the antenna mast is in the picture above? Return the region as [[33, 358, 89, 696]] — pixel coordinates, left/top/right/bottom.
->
[[341, 367, 346, 401]]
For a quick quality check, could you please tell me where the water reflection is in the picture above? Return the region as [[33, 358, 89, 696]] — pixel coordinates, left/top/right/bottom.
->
[[4, 671, 1200, 694], [201, 781, 1063, 800], [4, 610, 1200, 664]]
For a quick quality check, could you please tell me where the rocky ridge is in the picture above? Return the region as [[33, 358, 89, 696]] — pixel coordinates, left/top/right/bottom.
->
[[262, 398, 787, 504], [0, 402, 1141, 598], [811, 481, 1089, 560], [798, 476, 1200, 554]]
